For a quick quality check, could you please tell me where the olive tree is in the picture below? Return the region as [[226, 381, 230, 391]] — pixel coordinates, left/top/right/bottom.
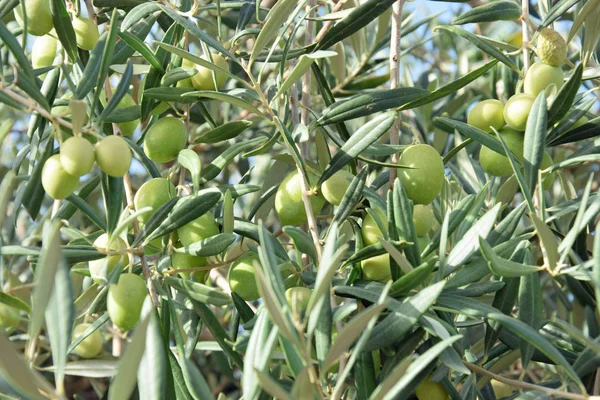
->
[[0, 0, 599, 398]]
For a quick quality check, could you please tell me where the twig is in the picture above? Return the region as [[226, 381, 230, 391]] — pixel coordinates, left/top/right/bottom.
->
[[521, 0, 530, 73], [388, 0, 406, 186], [465, 361, 590, 400]]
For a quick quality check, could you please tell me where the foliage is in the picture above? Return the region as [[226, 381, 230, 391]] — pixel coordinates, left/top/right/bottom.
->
[[0, 0, 599, 399]]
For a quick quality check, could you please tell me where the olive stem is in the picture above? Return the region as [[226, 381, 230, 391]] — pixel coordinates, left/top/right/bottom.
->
[[388, 0, 407, 187], [521, 0, 530, 73], [464, 361, 588, 400]]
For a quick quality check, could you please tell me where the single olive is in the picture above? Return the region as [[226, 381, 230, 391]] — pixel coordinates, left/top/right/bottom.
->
[[399, 144, 445, 205], [274, 170, 326, 226], [95, 135, 132, 177], [177, 212, 220, 247], [413, 204, 434, 237], [523, 61, 564, 97], [285, 287, 313, 312], [479, 128, 524, 177], [228, 252, 261, 301], [143, 117, 187, 163], [88, 233, 128, 282], [60, 136, 95, 177], [503, 93, 535, 131], [189, 53, 229, 91], [71, 323, 103, 359], [31, 35, 57, 69], [415, 376, 449, 400], [321, 169, 354, 206], [72, 17, 99, 51], [107, 274, 148, 332], [14, 0, 53, 36], [41, 154, 79, 199], [467, 99, 505, 133], [133, 178, 177, 223]]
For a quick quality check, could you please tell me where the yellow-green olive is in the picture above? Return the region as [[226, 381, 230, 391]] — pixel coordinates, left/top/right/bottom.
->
[[71, 323, 103, 359], [95, 135, 132, 177], [60, 136, 95, 177], [41, 154, 79, 200]]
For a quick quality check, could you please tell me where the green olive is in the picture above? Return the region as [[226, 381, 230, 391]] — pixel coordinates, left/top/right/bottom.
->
[[14, 0, 53, 36], [321, 169, 354, 206], [41, 154, 79, 199], [415, 376, 449, 400], [413, 205, 434, 237], [177, 212, 220, 247], [274, 170, 326, 226], [280, 261, 302, 289], [0, 303, 20, 334], [143, 117, 187, 163], [31, 35, 57, 69], [71, 323, 103, 359], [523, 61, 564, 97], [189, 53, 229, 91], [88, 233, 128, 282], [399, 144, 445, 205], [479, 127, 524, 177], [100, 90, 139, 136], [361, 254, 391, 282], [107, 273, 147, 331], [285, 287, 312, 311], [172, 251, 209, 282], [72, 17, 99, 51], [362, 208, 388, 246], [95, 135, 132, 177], [503, 93, 535, 131], [228, 252, 261, 301], [467, 99, 505, 133], [60, 136, 95, 177], [133, 178, 177, 223]]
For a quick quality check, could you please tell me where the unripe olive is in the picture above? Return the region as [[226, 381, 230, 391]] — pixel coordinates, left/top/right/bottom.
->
[[274, 170, 326, 226], [177, 213, 220, 247], [100, 91, 139, 136], [14, 0, 53, 36], [413, 205, 434, 237], [42, 154, 79, 199], [172, 252, 209, 282], [399, 144, 445, 205], [467, 99, 505, 133], [362, 209, 388, 246], [60, 136, 95, 177], [107, 273, 147, 332], [361, 254, 391, 283], [143, 117, 187, 163], [285, 287, 312, 311], [415, 376, 448, 400], [280, 261, 302, 289], [0, 303, 20, 334], [31, 35, 57, 69], [503, 93, 535, 131], [177, 59, 196, 89], [133, 178, 177, 223], [321, 169, 354, 206], [479, 128, 524, 177], [95, 135, 132, 177], [71, 323, 103, 359], [536, 28, 567, 66], [72, 17, 99, 51], [89, 233, 128, 281], [190, 53, 229, 91], [523, 62, 564, 97], [228, 252, 261, 301]]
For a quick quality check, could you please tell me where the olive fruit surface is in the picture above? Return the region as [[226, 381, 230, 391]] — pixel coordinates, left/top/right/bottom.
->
[[362, 209, 388, 246], [523, 62, 564, 97], [285, 287, 312, 311], [280, 261, 302, 289], [71, 323, 103, 359], [414, 376, 449, 400], [0, 303, 20, 334], [399, 144, 445, 205], [274, 170, 326, 226], [190, 53, 229, 91], [14, 0, 53, 36], [321, 169, 354, 206], [172, 252, 209, 282], [133, 178, 176, 223], [503, 93, 535, 131], [536, 28, 567, 66], [41, 154, 79, 199], [100, 91, 139, 136], [467, 99, 505, 133], [107, 274, 148, 332], [228, 252, 261, 301], [72, 17, 99, 50], [361, 254, 391, 282], [479, 128, 524, 177], [60, 136, 95, 177], [32, 35, 57, 69], [143, 117, 187, 163], [95, 135, 132, 177], [88, 233, 128, 281], [413, 205, 434, 237], [177, 213, 220, 247]]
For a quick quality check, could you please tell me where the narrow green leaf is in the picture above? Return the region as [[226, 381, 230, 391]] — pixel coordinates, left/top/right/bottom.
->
[[435, 25, 520, 73], [332, 166, 368, 225], [548, 63, 583, 125], [451, 2, 521, 25], [0, 21, 35, 80], [178, 149, 202, 195], [283, 226, 318, 261], [530, 213, 559, 271], [480, 238, 542, 277], [175, 233, 236, 257], [200, 137, 267, 183], [249, 0, 299, 63], [183, 91, 266, 119], [523, 92, 547, 195], [193, 120, 253, 144], [164, 276, 231, 306], [435, 117, 507, 156], [98, 62, 134, 122], [50, 0, 77, 62], [138, 310, 167, 400], [118, 30, 163, 71]]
